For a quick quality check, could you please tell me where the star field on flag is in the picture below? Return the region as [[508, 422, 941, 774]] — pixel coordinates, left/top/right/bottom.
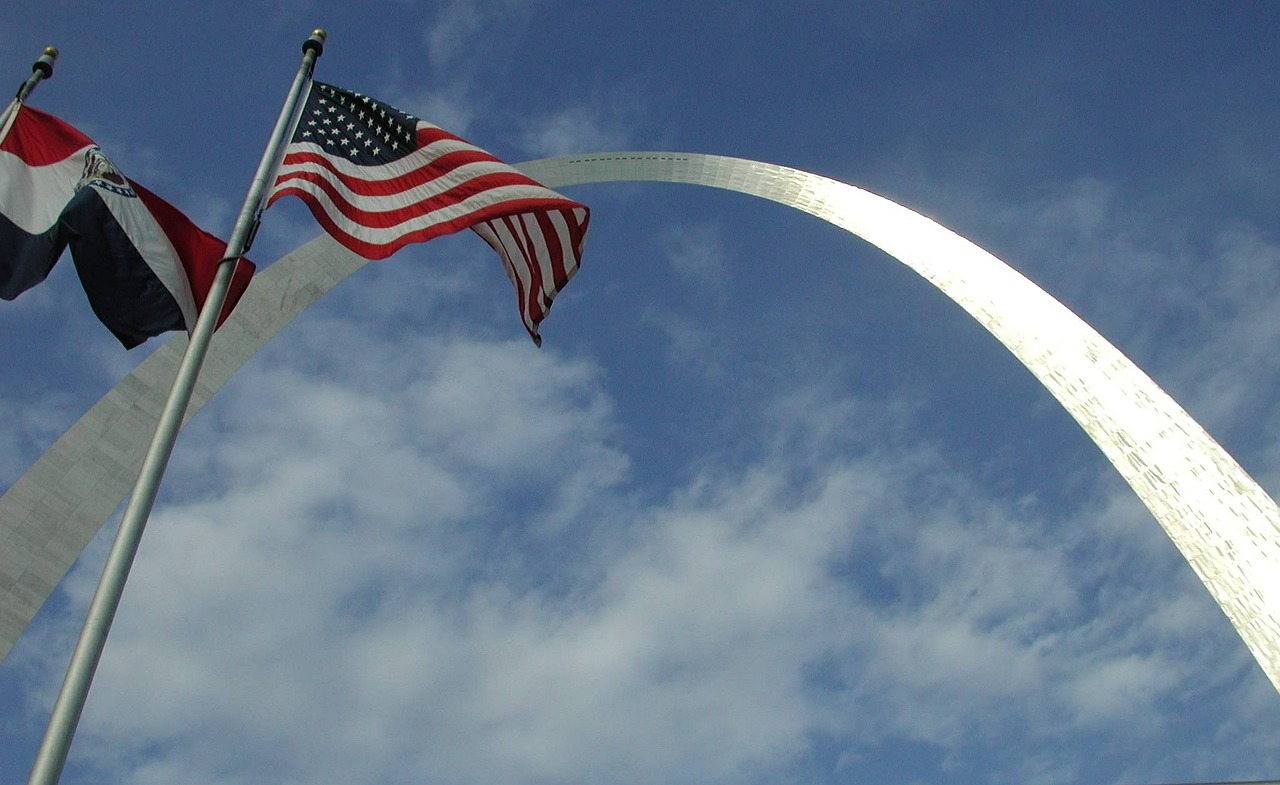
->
[[268, 82, 590, 345]]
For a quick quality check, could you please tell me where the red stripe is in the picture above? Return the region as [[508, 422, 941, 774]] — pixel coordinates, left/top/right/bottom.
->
[[1, 105, 94, 165], [509, 234, 538, 330], [412, 125, 471, 147], [502, 214, 537, 318], [500, 214, 544, 325], [476, 219, 535, 330], [565, 207, 590, 257], [271, 165, 548, 222], [535, 209, 569, 296], [523, 214, 553, 318], [133, 182, 255, 326], [268, 98, 589, 344], [276, 146, 528, 198], [279, 187, 556, 261], [269, 169, 582, 236]]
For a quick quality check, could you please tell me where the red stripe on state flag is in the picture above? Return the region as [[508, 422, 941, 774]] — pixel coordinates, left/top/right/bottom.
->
[[133, 183, 254, 328], [1, 103, 254, 346], [0, 104, 93, 164]]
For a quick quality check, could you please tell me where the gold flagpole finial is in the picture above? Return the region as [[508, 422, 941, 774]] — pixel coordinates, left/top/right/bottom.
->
[[8, 45, 58, 113], [304, 29, 326, 56], [33, 46, 58, 78]]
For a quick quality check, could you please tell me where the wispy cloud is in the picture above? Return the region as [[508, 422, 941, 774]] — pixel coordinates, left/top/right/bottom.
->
[[422, 0, 490, 73], [6, 7, 1280, 784], [660, 222, 729, 293], [17, 300, 1277, 785], [518, 104, 634, 159]]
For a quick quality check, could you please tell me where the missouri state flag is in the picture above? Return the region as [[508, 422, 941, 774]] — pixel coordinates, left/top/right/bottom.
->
[[268, 82, 589, 346], [0, 101, 254, 348]]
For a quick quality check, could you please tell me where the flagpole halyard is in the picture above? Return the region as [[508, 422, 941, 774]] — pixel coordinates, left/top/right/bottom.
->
[[0, 46, 58, 132], [17, 46, 59, 101], [25, 29, 326, 785]]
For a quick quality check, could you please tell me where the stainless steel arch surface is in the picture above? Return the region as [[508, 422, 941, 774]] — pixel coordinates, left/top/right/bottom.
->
[[1, 151, 1277, 695]]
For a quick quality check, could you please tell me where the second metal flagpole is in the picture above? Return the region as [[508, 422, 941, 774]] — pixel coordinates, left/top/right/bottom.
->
[[26, 29, 326, 785]]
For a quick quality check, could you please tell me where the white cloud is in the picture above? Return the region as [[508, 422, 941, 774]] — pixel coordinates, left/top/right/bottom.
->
[[11, 148, 1280, 785], [519, 104, 633, 159], [922, 172, 1280, 498], [423, 0, 488, 73], [6, 9, 1280, 785], [421, 0, 531, 82], [0, 393, 82, 485], [394, 89, 478, 139], [660, 221, 729, 293], [18, 309, 1275, 785]]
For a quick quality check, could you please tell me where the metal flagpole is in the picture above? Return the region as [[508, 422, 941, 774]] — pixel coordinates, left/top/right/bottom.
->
[[25, 29, 326, 785], [0, 46, 59, 131]]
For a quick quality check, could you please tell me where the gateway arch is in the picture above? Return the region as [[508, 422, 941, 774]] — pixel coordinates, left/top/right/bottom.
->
[[2, 152, 1278, 695]]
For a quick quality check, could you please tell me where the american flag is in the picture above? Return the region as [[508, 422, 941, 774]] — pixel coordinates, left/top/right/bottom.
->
[[267, 81, 590, 346]]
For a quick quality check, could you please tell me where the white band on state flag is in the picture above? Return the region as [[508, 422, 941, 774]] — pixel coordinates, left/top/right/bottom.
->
[[95, 186, 200, 330], [0, 147, 91, 233]]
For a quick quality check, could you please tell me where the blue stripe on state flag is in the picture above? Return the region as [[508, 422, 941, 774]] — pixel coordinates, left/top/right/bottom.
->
[[0, 210, 61, 300], [0, 100, 92, 299], [59, 186, 190, 347]]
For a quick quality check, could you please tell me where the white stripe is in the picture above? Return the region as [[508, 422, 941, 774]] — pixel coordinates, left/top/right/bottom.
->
[[0, 146, 90, 233], [96, 186, 198, 329], [487, 218, 533, 302], [522, 212, 557, 304], [570, 207, 588, 254], [545, 210, 579, 280], [277, 178, 574, 246], [474, 218, 536, 329], [271, 153, 564, 212], [274, 134, 498, 184], [469, 221, 508, 283]]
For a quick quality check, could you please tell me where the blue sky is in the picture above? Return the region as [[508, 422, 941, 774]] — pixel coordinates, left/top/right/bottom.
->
[[3, 2, 1280, 784]]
